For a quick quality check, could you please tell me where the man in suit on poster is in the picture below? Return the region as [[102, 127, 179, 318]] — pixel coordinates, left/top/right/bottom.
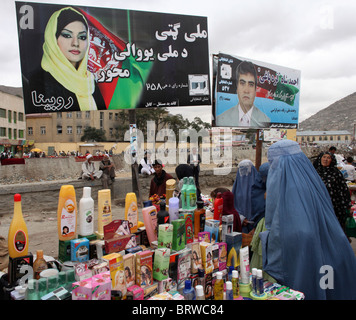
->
[[216, 60, 270, 128]]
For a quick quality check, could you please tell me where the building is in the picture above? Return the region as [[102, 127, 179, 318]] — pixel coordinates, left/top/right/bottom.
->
[[296, 130, 352, 145], [0, 86, 27, 154]]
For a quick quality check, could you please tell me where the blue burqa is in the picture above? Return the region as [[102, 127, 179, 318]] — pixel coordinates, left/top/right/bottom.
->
[[232, 159, 257, 233], [260, 140, 356, 300]]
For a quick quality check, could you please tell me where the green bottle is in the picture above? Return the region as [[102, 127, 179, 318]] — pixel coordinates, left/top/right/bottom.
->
[[38, 277, 47, 299], [181, 177, 188, 209], [26, 279, 39, 300], [186, 177, 197, 210]]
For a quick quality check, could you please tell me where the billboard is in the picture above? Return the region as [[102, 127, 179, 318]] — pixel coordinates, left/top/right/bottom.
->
[[16, 2, 210, 114], [213, 53, 301, 129]]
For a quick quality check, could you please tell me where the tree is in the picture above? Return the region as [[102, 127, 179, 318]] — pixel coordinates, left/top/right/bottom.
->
[[81, 126, 107, 142]]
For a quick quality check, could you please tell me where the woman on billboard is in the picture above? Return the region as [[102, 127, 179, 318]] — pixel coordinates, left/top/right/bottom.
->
[[29, 7, 106, 111]]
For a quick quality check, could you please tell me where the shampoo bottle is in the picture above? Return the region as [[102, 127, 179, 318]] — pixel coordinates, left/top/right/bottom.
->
[[169, 197, 179, 222], [214, 271, 224, 300], [232, 270, 240, 299], [157, 201, 170, 225], [257, 269, 264, 296], [96, 189, 112, 238], [57, 185, 77, 241], [213, 192, 223, 223], [186, 177, 197, 210], [78, 187, 94, 236], [183, 279, 196, 300], [225, 281, 233, 300], [195, 284, 205, 300], [194, 200, 206, 238], [33, 250, 48, 280], [251, 268, 258, 294], [8, 194, 29, 258], [125, 192, 138, 233], [181, 177, 188, 209], [142, 205, 158, 245]]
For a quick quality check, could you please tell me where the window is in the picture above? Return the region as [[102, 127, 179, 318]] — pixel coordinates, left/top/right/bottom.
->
[[330, 136, 333, 141], [76, 112, 82, 119], [319, 136, 322, 141], [8, 128, 11, 139], [67, 126, 73, 134], [28, 127, 33, 135], [77, 126, 82, 135], [8, 110, 11, 123], [18, 112, 24, 121], [13, 112, 17, 124], [109, 128, 113, 136], [0, 127, 6, 136], [67, 112, 72, 118], [13, 129, 17, 140], [109, 112, 113, 120], [57, 126, 62, 134], [345, 136, 349, 140], [57, 113, 62, 119], [40, 126, 46, 135], [85, 111, 90, 119], [0, 108, 5, 118], [100, 112, 104, 129], [19, 130, 24, 138], [115, 113, 119, 120]]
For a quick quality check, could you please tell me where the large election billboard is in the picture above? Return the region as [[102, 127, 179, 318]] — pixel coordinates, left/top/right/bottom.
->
[[15, 2, 210, 114], [213, 53, 301, 129]]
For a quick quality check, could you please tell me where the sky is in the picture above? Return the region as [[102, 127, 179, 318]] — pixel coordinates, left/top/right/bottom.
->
[[2, 0, 356, 124]]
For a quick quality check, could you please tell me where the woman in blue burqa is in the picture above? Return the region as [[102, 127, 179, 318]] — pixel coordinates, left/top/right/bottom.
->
[[259, 139, 356, 299], [232, 159, 257, 233]]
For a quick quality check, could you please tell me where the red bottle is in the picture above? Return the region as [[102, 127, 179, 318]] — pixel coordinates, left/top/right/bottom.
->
[[213, 192, 223, 224]]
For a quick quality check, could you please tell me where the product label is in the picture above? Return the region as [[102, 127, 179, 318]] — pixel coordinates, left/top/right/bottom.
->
[[127, 202, 138, 230], [14, 230, 27, 252], [101, 200, 112, 226], [61, 199, 76, 238]]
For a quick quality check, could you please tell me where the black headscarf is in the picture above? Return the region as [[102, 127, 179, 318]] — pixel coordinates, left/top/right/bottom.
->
[[315, 152, 351, 228]]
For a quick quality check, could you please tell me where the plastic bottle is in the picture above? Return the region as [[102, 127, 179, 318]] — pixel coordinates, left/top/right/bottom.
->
[[257, 269, 264, 296], [195, 285, 205, 300], [225, 281, 233, 300], [251, 268, 258, 294], [183, 279, 196, 300], [194, 200, 206, 238], [78, 187, 94, 236], [33, 250, 48, 280], [214, 271, 224, 300], [96, 189, 112, 238], [232, 270, 240, 299], [38, 277, 47, 299], [181, 177, 188, 209], [8, 193, 29, 258], [169, 197, 179, 222], [125, 192, 138, 233], [65, 269, 75, 292], [227, 266, 234, 282], [57, 185, 77, 241], [213, 192, 223, 223], [197, 268, 205, 288], [142, 205, 158, 245], [157, 201, 170, 225], [47, 275, 58, 293], [186, 177, 197, 210]]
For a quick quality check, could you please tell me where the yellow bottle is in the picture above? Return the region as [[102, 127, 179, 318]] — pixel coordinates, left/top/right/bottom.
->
[[96, 189, 112, 238], [57, 185, 77, 241], [214, 271, 224, 300], [8, 194, 29, 258], [125, 192, 138, 233]]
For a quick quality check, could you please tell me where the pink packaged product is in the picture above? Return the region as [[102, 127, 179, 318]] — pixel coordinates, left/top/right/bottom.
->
[[127, 284, 144, 300], [72, 279, 93, 300], [198, 231, 210, 242], [92, 272, 111, 300], [218, 242, 227, 271]]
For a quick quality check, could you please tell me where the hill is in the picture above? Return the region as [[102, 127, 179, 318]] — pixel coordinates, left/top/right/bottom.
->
[[298, 92, 356, 134]]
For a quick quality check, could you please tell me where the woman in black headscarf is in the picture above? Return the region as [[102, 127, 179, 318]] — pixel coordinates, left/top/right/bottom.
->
[[315, 151, 351, 231]]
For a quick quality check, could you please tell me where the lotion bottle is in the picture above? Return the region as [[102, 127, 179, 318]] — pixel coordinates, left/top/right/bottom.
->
[[195, 284, 205, 300], [57, 185, 77, 241], [78, 187, 94, 236], [213, 192, 223, 223], [96, 189, 112, 238], [8, 193, 29, 258], [214, 271, 224, 300], [125, 192, 138, 233], [232, 270, 240, 298], [142, 205, 158, 245]]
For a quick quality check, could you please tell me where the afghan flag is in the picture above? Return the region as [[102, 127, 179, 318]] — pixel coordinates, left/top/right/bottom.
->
[[78, 9, 153, 109], [255, 65, 299, 107]]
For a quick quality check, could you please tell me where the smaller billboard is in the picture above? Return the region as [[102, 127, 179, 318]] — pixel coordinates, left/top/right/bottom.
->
[[214, 53, 301, 129]]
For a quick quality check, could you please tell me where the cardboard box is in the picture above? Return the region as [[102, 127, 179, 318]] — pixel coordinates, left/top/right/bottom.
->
[[8, 253, 33, 285], [205, 219, 220, 244], [123, 253, 135, 288], [221, 215, 234, 242], [71, 238, 89, 262], [157, 224, 173, 249], [187, 241, 202, 274], [198, 231, 210, 242], [200, 242, 213, 274], [126, 284, 144, 300], [135, 250, 153, 288], [225, 232, 242, 268], [172, 219, 185, 251], [91, 272, 111, 300], [102, 252, 127, 298], [218, 242, 227, 271], [153, 248, 170, 281], [58, 240, 71, 262]]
